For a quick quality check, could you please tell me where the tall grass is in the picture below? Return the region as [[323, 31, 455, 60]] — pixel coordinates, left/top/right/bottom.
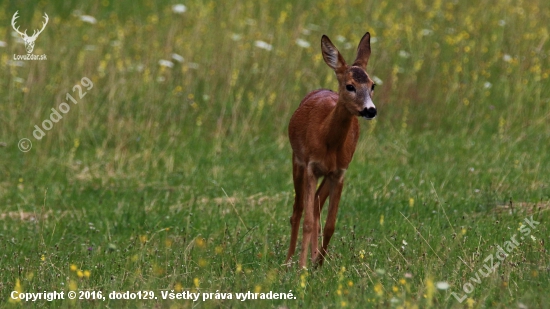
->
[[0, 0, 549, 308]]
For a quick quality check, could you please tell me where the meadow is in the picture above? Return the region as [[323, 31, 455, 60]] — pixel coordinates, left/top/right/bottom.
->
[[0, 0, 549, 308]]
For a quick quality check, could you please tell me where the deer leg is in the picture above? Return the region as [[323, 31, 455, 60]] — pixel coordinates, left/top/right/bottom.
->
[[285, 157, 304, 265], [298, 166, 317, 268], [316, 177, 344, 266], [311, 178, 330, 262]]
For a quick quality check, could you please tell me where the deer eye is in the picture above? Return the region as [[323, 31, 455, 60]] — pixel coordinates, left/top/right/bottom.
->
[[345, 84, 356, 92], [371, 84, 376, 91]]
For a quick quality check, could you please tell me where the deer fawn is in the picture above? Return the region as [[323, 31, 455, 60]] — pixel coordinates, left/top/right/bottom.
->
[[285, 32, 376, 268]]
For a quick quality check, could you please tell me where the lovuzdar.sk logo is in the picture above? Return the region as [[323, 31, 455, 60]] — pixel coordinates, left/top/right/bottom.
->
[[11, 11, 48, 60]]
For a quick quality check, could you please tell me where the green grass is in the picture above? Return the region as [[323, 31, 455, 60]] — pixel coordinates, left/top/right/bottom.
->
[[1, 0, 549, 308]]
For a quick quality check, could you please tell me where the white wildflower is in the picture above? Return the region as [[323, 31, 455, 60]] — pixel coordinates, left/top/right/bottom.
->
[[296, 39, 310, 48], [172, 4, 187, 14], [158, 59, 174, 68], [421, 29, 433, 36], [231, 33, 242, 41], [80, 15, 97, 24], [306, 23, 320, 31], [171, 53, 184, 63], [336, 35, 346, 43], [399, 50, 410, 58], [254, 40, 272, 51], [8, 60, 25, 67], [372, 75, 383, 85]]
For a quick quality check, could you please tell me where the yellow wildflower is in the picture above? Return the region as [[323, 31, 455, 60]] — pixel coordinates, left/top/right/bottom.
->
[[374, 283, 383, 296], [9, 279, 22, 303]]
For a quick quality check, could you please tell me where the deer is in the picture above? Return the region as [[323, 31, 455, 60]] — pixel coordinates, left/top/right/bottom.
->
[[285, 32, 377, 269], [11, 11, 49, 54]]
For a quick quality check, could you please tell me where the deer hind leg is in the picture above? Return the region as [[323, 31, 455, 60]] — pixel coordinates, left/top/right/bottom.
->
[[285, 156, 305, 265], [311, 177, 330, 262], [315, 177, 344, 266]]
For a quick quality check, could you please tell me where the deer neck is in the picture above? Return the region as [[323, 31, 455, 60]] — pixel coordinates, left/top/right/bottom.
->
[[323, 99, 355, 150]]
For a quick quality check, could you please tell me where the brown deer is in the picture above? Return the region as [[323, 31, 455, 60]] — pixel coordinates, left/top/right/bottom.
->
[[285, 32, 376, 268]]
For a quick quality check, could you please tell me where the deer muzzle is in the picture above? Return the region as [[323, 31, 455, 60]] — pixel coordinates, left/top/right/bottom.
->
[[360, 107, 377, 119]]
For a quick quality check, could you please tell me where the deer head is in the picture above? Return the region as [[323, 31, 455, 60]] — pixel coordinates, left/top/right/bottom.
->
[[321, 33, 377, 119], [11, 11, 49, 54]]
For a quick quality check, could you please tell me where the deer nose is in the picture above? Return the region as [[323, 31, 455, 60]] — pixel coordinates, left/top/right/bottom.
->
[[360, 107, 377, 119]]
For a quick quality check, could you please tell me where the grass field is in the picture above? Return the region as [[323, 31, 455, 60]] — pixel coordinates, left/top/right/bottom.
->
[[1, 0, 549, 308]]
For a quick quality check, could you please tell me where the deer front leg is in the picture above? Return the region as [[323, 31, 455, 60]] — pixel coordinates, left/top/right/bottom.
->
[[316, 176, 344, 266], [285, 158, 304, 265], [298, 166, 318, 269], [311, 178, 330, 262]]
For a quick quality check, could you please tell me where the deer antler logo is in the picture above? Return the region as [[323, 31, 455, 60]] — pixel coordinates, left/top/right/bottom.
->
[[11, 11, 49, 54]]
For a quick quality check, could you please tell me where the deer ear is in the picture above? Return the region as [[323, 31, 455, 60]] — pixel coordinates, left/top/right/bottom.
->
[[352, 32, 371, 69], [321, 35, 346, 72]]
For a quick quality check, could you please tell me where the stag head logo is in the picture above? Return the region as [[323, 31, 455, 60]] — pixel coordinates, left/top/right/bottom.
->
[[11, 11, 49, 54]]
